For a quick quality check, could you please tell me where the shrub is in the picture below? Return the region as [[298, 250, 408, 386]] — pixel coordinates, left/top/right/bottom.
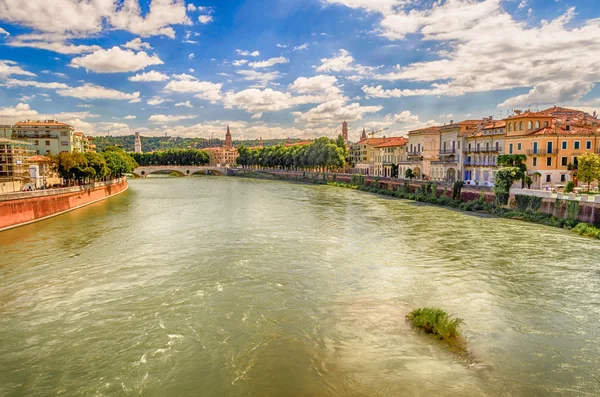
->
[[406, 308, 465, 348], [573, 223, 600, 239], [565, 181, 575, 193]]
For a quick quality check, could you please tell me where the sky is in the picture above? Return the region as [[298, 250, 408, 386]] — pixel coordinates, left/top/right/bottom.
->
[[1, 0, 600, 141]]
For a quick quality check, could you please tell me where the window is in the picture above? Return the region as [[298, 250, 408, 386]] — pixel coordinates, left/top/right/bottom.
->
[[546, 157, 552, 167], [546, 174, 551, 183], [533, 157, 537, 166], [517, 142, 522, 151], [574, 141, 580, 150], [60, 131, 68, 136], [45, 140, 50, 146], [496, 142, 500, 151], [561, 174, 566, 182], [547, 141, 553, 154], [468, 143, 471, 151], [562, 141, 567, 150], [561, 157, 568, 167], [544, 121, 549, 127], [61, 141, 68, 146], [586, 141, 592, 150], [528, 121, 533, 129], [533, 141, 538, 154], [457, 140, 460, 150], [509, 143, 513, 154], [34, 140, 38, 145], [566, 125, 571, 131], [508, 123, 513, 131], [535, 121, 540, 129]]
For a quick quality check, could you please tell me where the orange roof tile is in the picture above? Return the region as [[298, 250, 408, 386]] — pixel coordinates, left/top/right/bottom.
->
[[408, 126, 441, 134], [356, 137, 389, 145], [504, 111, 553, 120], [528, 125, 600, 136], [15, 121, 71, 127], [28, 155, 52, 162], [374, 137, 408, 148]]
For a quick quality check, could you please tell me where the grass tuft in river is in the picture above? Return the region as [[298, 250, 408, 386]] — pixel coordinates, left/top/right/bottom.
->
[[406, 308, 467, 353]]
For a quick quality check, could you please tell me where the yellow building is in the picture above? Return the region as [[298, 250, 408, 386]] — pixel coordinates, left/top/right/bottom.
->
[[504, 107, 600, 188], [350, 136, 388, 174], [373, 137, 408, 177], [206, 126, 239, 167], [432, 120, 480, 182]]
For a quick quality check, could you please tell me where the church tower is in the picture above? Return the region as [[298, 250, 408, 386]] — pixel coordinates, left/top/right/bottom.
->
[[259, 136, 264, 148], [134, 131, 142, 153], [361, 128, 367, 141], [225, 125, 232, 148], [342, 121, 348, 143]]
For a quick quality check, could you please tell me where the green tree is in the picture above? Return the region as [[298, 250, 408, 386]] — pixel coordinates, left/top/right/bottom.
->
[[498, 154, 527, 187], [84, 152, 109, 181], [494, 167, 521, 205], [576, 153, 600, 192], [405, 168, 414, 179]]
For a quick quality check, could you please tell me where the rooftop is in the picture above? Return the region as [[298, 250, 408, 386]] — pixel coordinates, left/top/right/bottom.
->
[[374, 137, 409, 148]]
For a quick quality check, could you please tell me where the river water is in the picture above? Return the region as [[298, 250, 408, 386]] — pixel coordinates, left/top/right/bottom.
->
[[1, 177, 599, 396]]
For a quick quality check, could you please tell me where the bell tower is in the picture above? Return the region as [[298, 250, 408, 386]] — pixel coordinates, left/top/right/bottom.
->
[[225, 125, 232, 148]]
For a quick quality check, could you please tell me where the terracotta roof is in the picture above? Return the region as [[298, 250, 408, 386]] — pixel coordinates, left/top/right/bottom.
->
[[408, 126, 441, 134], [15, 121, 71, 127], [74, 132, 84, 136], [356, 137, 389, 145], [28, 155, 52, 162], [482, 120, 506, 129], [374, 137, 408, 148], [528, 125, 600, 136], [504, 111, 553, 120], [457, 120, 482, 125], [539, 106, 591, 116]]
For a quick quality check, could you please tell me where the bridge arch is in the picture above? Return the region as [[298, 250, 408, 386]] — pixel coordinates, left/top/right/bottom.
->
[[132, 166, 228, 178]]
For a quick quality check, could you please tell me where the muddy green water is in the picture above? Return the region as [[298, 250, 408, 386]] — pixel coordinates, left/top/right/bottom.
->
[[1, 177, 599, 396]]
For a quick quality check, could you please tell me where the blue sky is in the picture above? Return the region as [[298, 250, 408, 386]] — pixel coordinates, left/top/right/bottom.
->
[[1, 0, 599, 141]]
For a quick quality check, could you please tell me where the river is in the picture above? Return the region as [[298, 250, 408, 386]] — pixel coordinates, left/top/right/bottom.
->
[[1, 177, 599, 396]]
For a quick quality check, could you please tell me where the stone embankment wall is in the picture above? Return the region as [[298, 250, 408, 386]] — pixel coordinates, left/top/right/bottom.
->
[[0, 178, 128, 231], [247, 169, 600, 225]]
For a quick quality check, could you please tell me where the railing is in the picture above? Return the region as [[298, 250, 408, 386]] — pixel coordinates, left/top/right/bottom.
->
[[526, 149, 556, 156], [407, 151, 422, 156], [464, 162, 498, 166], [431, 160, 458, 165], [465, 147, 500, 153], [438, 149, 456, 155]]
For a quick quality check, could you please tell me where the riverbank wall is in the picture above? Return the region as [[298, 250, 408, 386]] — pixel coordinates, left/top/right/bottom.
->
[[0, 178, 128, 231], [237, 169, 600, 226]]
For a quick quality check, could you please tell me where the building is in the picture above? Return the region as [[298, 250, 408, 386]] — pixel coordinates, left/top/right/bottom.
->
[[28, 155, 62, 188], [11, 120, 91, 155], [373, 137, 409, 177], [431, 120, 480, 182], [134, 132, 142, 153], [350, 136, 388, 174], [463, 119, 506, 185], [503, 107, 600, 188], [0, 138, 34, 193], [1, 125, 12, 139], [206, 126, 239, 167], [400, 126, 441, 179]]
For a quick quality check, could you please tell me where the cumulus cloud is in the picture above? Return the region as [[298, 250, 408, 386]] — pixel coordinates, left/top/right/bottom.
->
[[223, 88, 295, 113], [123, 37, 153, 50], [164, 78, 223, 103], [497, 81, 595, 109], [236, 49, 260, 57], [0, 0, 191, 37], [198, 15, 213, 24], [70, 46, 163, 73], [292, 99, 382, 124], [149, 114, 197, 123], [147, 97, 172, 106], [175, 101, 193, 108], [0, 60, 36, 78], [0, 102, 39, 117], [6, 37, 102, 54], [236, 69, 280, 85], [0, 27, 9, 36], [124, 115, 136, 119], [232, 59, 248, 66], [56, 84, 141, 101], [248, 57, 289, 69], [129, 70, 170, 82]]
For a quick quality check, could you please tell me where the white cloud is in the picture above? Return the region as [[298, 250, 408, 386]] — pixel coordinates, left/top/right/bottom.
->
[[236, 49, 260, 57], [77, 104, 91, 108], [164, 79, 223, 103], [236, 69, 280, 85], [0, 102, 38, 118], [292, 99, 382, 124], [0, 0, 190, 38], [0, 60, 36, 78], [293, 43, 309, 51], [248, 57, 289, 69], [129, 70, 170, 82], [189, 52, 195, 59], [124, 115, 136, 119], [187, 4, 197, 11], [0, 27, 9, 36], [498, 81, 595, 109], [232, 59, 248, 66], [56, 84, 141, 101], [175, 100, 193, 108], [315, 49, 355, 72], [172, 73, 197, 81], [149, 114, 197, 123], [289, 75, 342, 97], [6, 37, 102, 54], [198, 15, 213, 24], [223, 88, 295, 113], [147, 97, 172, 106], [123, 38, 153, 50], [70, 46, 163, 73], [518, 0, 528, 9], [277, 43, 289, 48], [2, 78, 69, 90]]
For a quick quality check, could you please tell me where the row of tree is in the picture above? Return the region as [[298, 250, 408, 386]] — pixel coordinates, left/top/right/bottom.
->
[[131, 149, 210, 166], [53, 147, 138, 185], [236, 137, 347, 171]]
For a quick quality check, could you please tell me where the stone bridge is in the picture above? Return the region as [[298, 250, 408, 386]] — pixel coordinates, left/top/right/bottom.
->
[[132, 166, 230, 177]]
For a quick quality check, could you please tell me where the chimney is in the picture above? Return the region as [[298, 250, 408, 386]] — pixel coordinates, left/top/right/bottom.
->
[[450, 119, 454, 124], [514, 110, 522, 115]]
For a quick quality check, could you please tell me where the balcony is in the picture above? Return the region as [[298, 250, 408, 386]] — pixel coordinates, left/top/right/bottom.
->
[[407, 151, 422, 157], [431, 160, 458, 165], [464, 161, 498, 167], [465, 147, 501, 153], [438, 149, 456, 155], [526, 149, 556, 156]]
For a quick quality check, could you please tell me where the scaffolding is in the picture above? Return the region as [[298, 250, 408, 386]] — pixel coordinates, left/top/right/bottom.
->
[[0, 138, 35, 182]]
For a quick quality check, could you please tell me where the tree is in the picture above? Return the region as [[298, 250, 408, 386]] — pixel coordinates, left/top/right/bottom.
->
[[576, 153, 600, 192], [84, 152, 109, 181], [405, 168, 414, 179], [498, 154, 527, 187], [102, 147, 138, 177], [494, 167, 521, 205]]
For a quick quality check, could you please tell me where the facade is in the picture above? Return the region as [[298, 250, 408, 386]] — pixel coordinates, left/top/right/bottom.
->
[[0, 138, 34, 192], [372, 137, 408, 177], [207, 126, 239, 167], [399, 126, 441, 179], [11, 120, 91, 155], [463, 120, 506, 185], [504, 108, 600, 188], [350, 137, 388, 174]]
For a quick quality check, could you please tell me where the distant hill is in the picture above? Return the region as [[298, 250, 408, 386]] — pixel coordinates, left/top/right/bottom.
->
[[92, 135, 305, 152]]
